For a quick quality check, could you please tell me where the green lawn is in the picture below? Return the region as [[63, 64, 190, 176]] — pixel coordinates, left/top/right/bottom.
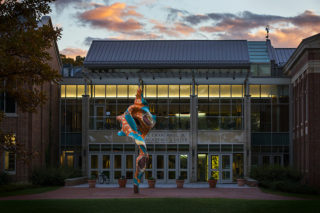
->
[[0, 185, 60, 197], [0, 198, 319, 213]]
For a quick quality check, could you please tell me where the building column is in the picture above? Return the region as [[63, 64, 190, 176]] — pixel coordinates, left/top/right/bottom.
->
[[289, 83, 294, 166], [189, 81, 198, 182], [243, 82, 251, 177], [82, 93, 89, 177]]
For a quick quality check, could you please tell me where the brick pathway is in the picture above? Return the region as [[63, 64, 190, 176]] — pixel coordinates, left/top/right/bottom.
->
[[0, 187, 301, 200]]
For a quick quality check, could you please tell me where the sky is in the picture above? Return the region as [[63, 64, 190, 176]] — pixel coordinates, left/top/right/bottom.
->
[[49, 0, 320, 58]]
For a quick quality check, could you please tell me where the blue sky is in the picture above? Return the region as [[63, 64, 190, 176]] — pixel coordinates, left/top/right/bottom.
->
[[50, 0, 320, 58]]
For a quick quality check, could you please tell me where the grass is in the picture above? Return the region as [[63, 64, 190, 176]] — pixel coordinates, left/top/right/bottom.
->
[[259, 187, 320, 200], [0, 184, 60, 197], [0, 198, 319, 213]]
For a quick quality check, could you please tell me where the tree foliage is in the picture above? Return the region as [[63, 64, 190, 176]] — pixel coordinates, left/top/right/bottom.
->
[[0, 0, 62, 161], [0, 0, 62, 112], [60, 54, 85, 66]]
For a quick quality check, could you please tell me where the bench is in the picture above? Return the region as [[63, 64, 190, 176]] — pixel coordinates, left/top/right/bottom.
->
[[65, 176, 88, 186]]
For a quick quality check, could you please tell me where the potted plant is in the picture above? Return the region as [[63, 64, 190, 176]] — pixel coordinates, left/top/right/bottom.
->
[[176, 175, 185, 188], [236, 174, 246, 187], [208, 176, 217, 188], [148, 177, 156, 188], [88, 175, 97, 188], [118, 176, 127, 188]]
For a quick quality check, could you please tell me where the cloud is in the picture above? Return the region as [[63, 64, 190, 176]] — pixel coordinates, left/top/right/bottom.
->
[[78, 2, 144, 32], [150, 19, 195, 37], [60, 47, 87, 59], [54, 0, 85, 11], [177, 10, 320, 47]]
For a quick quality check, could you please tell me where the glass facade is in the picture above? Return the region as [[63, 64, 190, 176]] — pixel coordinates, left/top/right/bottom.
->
[[250, 85, 290, 167], [60, 81, 290, 183]]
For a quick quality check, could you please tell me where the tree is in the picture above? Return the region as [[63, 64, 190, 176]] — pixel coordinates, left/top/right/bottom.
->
[[0, 0, 62, 162], [60, 54, 85, 66]]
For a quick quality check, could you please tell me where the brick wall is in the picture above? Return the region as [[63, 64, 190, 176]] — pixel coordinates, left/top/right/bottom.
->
[[0, 44, 60, 182]]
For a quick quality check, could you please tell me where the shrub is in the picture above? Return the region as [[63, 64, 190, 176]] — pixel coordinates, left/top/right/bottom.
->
[[31, 167, 82, 186], [251, 166, 319, 195], [0, 172, 10, 185]]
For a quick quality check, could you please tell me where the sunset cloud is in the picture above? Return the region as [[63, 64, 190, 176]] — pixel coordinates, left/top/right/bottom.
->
[[78, 2, 144, 32], [60, 47, 87, 59], [178, 10, 320, 47]]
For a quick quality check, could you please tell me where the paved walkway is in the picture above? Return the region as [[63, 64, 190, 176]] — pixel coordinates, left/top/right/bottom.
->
[[0, 183, 301, 200]]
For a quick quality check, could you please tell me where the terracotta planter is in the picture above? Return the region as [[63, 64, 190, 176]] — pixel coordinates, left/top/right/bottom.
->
[[208, 179, 217, 188], [176, 180, 184, 188], [88, 179, 96, 188], [148, 179, 156, 188], [237, 178, 246, 186], [118, 179, 127, 188]]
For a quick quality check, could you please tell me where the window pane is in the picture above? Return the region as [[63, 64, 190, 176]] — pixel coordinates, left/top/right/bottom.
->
[[264, 85, 277, 98], [168, 155, 176, 169], [103, 155, 110, 169], [114, 155, 122, 169], [209, 85, 219, 98], [128, 85, 139, 98], [117, 85, 127, 98], [250, 85, 260, 98], [77, 85, 85, 98], [106, 85, 116, 98], [220, 85, 231, 97], [5, 94, 15, 113], [169, 85, 179, 98], [180, 85, 190, 98], [180, 155, 188, 169], [126, 155, 133, 169], [95, 85, 105, 98], [91, 155, 98, 169], [146, 85, 157, 98], [66, 85, 77, 98], [61, 85, 66, 98], [158, 85, 168, 98], [232, 85, 243, 97], [198, 85, 208, 98], [157, 155, 164, 168]]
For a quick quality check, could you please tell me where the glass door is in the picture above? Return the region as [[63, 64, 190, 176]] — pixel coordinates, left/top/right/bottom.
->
[[101, 154, 111, 181], [221, 154, 232, 183], [156, 155, 165, 182], [167, 155, 176, 181], [197, 154, 208, 181], [113, 155, 122, 180], [125, 155, 134, 180], [145, 155, 153, 180], [209, 155, 219, 180], [208, 154, 233, 183], [179, 154, 188, 181]]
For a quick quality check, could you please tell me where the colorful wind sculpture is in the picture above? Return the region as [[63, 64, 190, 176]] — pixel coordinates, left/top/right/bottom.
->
[[117, 86, 156, 193]]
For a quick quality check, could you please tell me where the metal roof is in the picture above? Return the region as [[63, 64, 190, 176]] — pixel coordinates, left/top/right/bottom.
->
[[247, 41, 270, 63], [84, 40, 250, 68], [274, 48, 296, 67]]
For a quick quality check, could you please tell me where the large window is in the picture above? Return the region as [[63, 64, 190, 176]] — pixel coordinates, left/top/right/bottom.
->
[[250, 85, 289, 167], [0, 92, 16, 113], [4, 134, 16, 173], [80, 84, 192, 130], [198, 85, 243, 130]]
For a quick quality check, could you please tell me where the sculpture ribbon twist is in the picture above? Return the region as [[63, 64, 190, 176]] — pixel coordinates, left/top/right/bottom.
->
[[117, 87, 156, 192]]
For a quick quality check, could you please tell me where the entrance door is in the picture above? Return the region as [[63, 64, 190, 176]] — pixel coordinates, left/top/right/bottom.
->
[[197, 154, 208, 182], [155, 155, 165, 182], [208, 154, 233, 183], [220, 154, 232, 183]]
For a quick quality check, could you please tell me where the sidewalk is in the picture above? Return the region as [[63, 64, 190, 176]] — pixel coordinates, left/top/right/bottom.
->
[[0, 183, 302, 200]]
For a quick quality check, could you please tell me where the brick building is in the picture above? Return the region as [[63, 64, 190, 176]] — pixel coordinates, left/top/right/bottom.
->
[[0, 17, 61, 182], [284, 33, 320, 187]]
